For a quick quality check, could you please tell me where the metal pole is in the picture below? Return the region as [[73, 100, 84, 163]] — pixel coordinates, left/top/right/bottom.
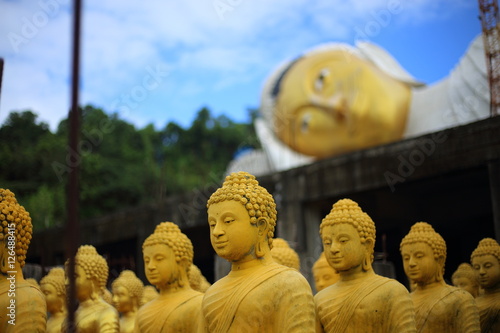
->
[[66, 0, 82, 331], [0, 58, 4, 107]]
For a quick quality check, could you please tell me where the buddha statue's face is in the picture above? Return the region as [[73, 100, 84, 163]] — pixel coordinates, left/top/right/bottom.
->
[[472, 254, 500, 290], [321, 223, 366, 273], [143, 244, 178, 289], [452, 276, 479, 297], [401, 242, 440, 284], [41, 283, 62, 314], [274, 49, 410, 158], [73, 264, 94, 302], [312, 262, 339, 292], [208, 200, 260, 263], [112, 284, 133, 313]]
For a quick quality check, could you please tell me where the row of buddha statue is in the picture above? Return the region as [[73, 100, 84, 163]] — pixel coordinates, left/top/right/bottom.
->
[[1, 172, 499, 332]]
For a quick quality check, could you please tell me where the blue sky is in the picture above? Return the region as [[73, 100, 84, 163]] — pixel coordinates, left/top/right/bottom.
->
[[0, 0, 482, 131]]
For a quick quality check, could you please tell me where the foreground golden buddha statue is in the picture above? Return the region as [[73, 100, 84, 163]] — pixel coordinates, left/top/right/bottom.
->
[[140, 285, 158, 307], [270, 237, 300, 270], [64, 244, 119, 332], [471, 238, 500, 333], [315, 199, 416, 333], [135, 222, 203, 332], [0, 188, 46, 332], [400, 222, 480, 333], [188, 264, 211, 293], [312, 252, 339, 293], [112, 270, 143, 333], [41, 267, 67, 333], [453, 263, 480, 298], [202, 171, 316, 332]]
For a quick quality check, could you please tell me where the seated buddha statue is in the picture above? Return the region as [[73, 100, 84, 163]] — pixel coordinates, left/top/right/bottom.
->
[[314, 199, 416, 333], [40, 267, 67, 333], [452, 263, 480, 298], [188, 264, 211, 293], [135, 222, 203, 332], [400, 222, 480, 333], [312, 252, 339, 293], [470, 238, 500, 333], [64, 244, 119, 332], [201, 171, 317, 332], [140, 285, 159, 307], [111, 270, 143, 333], [0, 188, 47, 332], [270, 237, 300, 270]]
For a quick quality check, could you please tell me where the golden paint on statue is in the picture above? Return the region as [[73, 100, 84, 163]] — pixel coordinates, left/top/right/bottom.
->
[[41, 267, 67, 333], [112, 270, 143, 333], [400, 222, 480, 333], [135, 222, 203, 332], [188, 264, 211, 293], [202, 172, 317, 332], [471, 238, 500, 333], [270, 238, 300, 270], [453, 263, 480, 298], [315, 199, 416, 333], [0, 188, 47, 332], [64, 245, 119, 333], [140, 285, 158, 307], [312, 252, 339, 293]]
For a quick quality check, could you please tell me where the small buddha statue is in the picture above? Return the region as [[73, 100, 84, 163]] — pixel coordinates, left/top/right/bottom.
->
[[26, 277, 40, 287], [111, 270, 143, 333], [135, 222, 203, 332], [40, 267, 67, 333], [188, 264, 211, 293], [470, 238, 500, 333], [270, 237, 301, 270], [315, 199, 416, 333], [312, 252, 339, 293], [400, 222, 480, 333], [140, 285, 159, 307], [0, 188, 47, 332], [64, 244, 119, 332], [452, 263, 480, 298], [202, 171, 316, 332]]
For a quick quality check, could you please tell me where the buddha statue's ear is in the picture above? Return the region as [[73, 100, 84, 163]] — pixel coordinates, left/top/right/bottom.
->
[[257, 217, 269, 237], [363, 238, 375, 252]]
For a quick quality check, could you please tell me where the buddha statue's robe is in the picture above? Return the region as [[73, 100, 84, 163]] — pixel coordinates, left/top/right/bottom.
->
[[201, 261, 316, 332], [475, 293, 500, 333], [46, 313, 65, 333], [135, 288, 203, 333], [412, 284, 480, 333], [314, 272, 416, 333], [0, 279, 47, 332], [65, 298, 119, 333]]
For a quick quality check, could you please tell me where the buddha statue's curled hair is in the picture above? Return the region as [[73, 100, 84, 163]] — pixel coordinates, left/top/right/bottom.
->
[[452, 263, 478, 284], [207, 172, 277, 249], [143, 222, 193, 266], [41, 267, 66, 296], [112, 270, 144, 301], [74, 245, 109, 292], [0, 188, 33, 267], [270, 238, 300, 270], [400, 222, 447, 261], [320, 199, 376, 245], [470, 238, 500, 262]]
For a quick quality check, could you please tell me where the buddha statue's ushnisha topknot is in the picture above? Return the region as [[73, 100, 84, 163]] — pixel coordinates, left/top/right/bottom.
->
[[470, 238, 500, 262], [143, 222, 194, 265], [207, 171, 277, 248], [0, 188, 33, 267], [400, 222, 447, 261]]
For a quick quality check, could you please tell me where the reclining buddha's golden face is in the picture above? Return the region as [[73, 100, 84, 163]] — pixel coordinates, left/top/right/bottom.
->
[[274, 49, 411, 158]]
